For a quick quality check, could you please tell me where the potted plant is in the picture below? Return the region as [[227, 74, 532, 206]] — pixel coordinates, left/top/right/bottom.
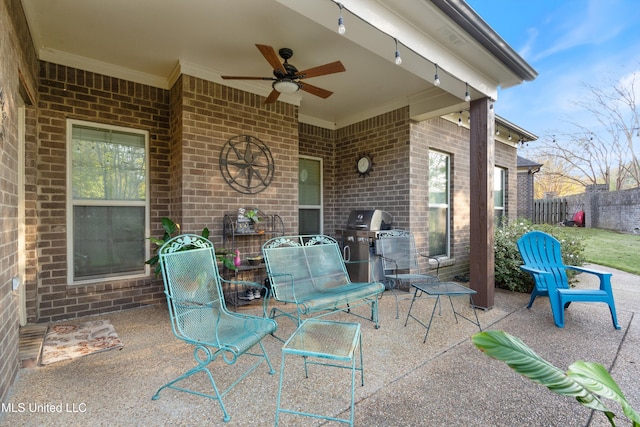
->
[[145, 217, 236, 277], [244, 208, 262, 232], [244, 208, 260, 222]]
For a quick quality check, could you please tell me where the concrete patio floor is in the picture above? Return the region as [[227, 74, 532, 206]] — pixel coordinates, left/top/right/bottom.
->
[[2, 264, 638, 426]]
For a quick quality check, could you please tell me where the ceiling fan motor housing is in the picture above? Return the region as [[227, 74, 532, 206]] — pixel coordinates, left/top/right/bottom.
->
[[278, 48, 293, 60]]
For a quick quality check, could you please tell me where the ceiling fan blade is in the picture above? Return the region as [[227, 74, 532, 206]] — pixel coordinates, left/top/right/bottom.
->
[[265, 89, 281, 103], [299, 82, 333, 99], [296, 61, 346, 79], [256, 44, 286, 74], [220, 76, 274, 80]]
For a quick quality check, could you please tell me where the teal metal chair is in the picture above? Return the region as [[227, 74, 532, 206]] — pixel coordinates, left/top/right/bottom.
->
[[152, 234, 277, 423], [517, 230, 620, 329], [375, 229, 440, 318]]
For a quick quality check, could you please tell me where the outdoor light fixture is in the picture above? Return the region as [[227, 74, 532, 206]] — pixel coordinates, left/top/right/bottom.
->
[[273, 80, 300, 94], [458, 111, 462, 127], [329, 0, 478, 107], [508, 132, 512, 141], [394, 39, 402, 65], [337, 3, 346, 35], [496, 128, 500, 136]]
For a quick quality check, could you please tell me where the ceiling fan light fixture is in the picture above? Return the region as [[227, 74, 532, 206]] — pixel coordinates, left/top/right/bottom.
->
[[273, 79, 300, 94]]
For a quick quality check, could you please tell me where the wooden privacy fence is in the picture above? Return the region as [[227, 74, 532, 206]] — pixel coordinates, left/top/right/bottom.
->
[[533, 198, 568, 224]]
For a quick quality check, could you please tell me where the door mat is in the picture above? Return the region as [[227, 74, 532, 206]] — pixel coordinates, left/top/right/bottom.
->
[[40, 319, 123, 365]]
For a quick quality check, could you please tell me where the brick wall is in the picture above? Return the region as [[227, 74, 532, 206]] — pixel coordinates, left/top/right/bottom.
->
[[517, 171, 534, 219], [1, 0, 40, 404], [589, 187, 640, 232], [413, 117, 471, 280], [175, 75, 299, 273], [335, 108, 412, 231], [563, 186, 640, 232], [34, 63, 172, 322], [413, 117, 517, 280]]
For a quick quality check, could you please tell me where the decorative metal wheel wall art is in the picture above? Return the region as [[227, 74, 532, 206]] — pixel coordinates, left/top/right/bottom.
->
[[219, 134, 275, 194]]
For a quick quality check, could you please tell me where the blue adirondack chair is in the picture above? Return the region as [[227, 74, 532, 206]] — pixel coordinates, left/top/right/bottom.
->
[[152, 234, 277, 423], [517, 230, 620, 329]]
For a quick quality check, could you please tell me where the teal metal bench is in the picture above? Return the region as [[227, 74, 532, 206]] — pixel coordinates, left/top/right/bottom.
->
[[262, 235, 385, 332]]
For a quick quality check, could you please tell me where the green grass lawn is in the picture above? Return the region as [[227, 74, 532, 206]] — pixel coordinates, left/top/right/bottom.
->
[[565, 227, 640, 275]]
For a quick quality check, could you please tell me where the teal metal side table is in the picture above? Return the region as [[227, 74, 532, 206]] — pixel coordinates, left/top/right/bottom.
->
[[405, 281, 481, 343], [275, 319, 364, 426]]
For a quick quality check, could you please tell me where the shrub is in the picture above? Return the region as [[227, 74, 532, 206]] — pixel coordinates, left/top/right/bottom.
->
[[494, 219, 586, 293]]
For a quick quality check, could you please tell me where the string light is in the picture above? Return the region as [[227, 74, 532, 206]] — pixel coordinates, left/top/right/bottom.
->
[[394, 38, 402, 65], [337, 3, 346, 35], [331, 1, 476, 96]]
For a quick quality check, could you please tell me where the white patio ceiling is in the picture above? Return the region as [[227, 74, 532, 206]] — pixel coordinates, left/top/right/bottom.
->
[[21, 0, 535, 130]]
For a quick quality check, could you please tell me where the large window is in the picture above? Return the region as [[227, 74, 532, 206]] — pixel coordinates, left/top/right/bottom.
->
[[494, 167, 506, 226], [298, 156, 323, 234], [429, 151, 450, 257], [67, 120, 149, 284]]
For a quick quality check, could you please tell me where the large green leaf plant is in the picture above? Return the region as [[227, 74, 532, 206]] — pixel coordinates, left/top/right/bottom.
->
[[473, 330, 639, 427], [145, 217, 236, 277]]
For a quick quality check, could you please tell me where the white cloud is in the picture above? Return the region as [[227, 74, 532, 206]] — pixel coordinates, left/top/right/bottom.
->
[[517, 27, 538, 60], [531, 0, 628, 62]]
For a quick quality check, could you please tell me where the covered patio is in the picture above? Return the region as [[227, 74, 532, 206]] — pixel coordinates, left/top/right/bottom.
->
[[7, 265, 639, 426]]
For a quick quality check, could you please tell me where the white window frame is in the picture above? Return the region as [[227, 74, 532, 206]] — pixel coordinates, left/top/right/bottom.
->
[[495, 167, 506, 226], [66, 119, 150, 285], [298, 155, 324, 234], [18, 98, 27, 325], [428, 150, 450, 257]]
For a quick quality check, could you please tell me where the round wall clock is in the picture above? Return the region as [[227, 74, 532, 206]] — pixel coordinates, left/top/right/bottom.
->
[[356, 153, 373, 177], [219, 135, 275, 194]]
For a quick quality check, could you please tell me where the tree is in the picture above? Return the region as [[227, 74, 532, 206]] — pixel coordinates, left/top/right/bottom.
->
[[523, 69, 640, 193], [533, 155, 586, 198], [580, 71, 640, 189]]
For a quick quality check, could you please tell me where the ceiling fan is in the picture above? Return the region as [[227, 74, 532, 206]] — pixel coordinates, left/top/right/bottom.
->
[[221, 44, 346, 103]]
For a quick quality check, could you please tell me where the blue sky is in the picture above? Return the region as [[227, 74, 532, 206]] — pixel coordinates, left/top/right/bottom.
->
[[466, 0, 640, 141]]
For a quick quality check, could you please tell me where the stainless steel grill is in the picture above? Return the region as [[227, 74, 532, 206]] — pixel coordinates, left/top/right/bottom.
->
[[339, 209, 392, 283]]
